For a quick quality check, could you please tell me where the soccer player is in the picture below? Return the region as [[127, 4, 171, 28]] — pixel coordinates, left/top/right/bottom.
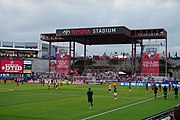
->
[[108, 84, 112, 94], [21, 79, 24, 85], [48, 83, 50, 90], [87, 88, 93, 109], [168, 83, 171, 91], [172, 84, 174, 91], [4, 78, 6, 84], [16, 80, 19, 87], [42, 79, 45, 86], [154, 85, 158, 99], [174, 86, 179, 99], [54, 81, 56, 88], [146, 82, 148, 91], [56, 82, 59, 89], [114, 85, 117, 100], [128, 80, 131, 91], [158, 83, 162, 92], [152, 83, 155, 91], [163, 86, 168, 99]]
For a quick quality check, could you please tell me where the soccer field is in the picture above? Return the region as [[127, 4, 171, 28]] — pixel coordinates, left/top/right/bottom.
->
[[0, 83, 179, 120]]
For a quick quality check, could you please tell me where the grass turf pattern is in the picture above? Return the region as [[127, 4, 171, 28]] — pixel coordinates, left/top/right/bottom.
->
[[0, 83, 179, 120]]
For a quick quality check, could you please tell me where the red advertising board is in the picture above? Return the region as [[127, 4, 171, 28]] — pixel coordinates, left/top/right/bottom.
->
[[0, 60, 23, 73], [141, 47, 160, 76], [56, 53, 70, 74]]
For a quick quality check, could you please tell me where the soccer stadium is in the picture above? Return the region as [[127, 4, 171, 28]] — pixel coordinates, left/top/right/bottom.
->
[[0, 26, 180, 120]]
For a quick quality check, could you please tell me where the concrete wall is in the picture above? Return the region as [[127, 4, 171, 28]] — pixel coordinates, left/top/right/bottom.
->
[[28, 58, 49, 73]]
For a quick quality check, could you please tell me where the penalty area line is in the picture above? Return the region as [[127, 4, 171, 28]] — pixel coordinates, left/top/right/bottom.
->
[[81, 93, 173, 120]]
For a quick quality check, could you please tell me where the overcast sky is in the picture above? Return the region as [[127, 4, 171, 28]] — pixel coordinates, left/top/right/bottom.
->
[[0, 0, 180, 56]]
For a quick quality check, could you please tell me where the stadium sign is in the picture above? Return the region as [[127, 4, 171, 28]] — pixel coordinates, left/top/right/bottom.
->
[[93, 28, 116, 34], [137, 32, 163, 37], [56, 26, 125, 36], [141, 46, 160, 76], [0, 60, 23, 73]]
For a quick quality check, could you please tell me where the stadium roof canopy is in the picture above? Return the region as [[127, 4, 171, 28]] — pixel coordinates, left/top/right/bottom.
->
[[40, 26, 167, 45], [40, 26, 168, 75]]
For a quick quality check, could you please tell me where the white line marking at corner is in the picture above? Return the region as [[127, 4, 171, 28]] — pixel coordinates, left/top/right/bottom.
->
[[82, 93, 173, 120]]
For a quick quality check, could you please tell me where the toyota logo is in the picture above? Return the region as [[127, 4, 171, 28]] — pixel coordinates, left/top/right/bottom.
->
[[63, 30, 71, 35]]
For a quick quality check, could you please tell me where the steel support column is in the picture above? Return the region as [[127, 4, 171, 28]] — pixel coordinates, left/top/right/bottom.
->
[[48, 42, 52, 73], [131, 40, 137, 77], [73, 41, 76, 74], [140, 39, 143, 76], [84, 44, 87, 71], [131, 41, 134, 76], [134, 40, 137, 75], [165, 38, 168, 77], [69, 41, 72, 74]]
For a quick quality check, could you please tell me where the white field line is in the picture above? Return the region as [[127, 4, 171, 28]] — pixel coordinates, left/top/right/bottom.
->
[[82, 93, 173, 120], [0, 88, 12, 92]]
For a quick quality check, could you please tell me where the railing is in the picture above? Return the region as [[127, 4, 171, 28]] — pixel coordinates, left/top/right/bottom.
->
[[144, 107, 175, 120]]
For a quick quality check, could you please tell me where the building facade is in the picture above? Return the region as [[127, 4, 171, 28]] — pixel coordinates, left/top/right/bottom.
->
[[0, 40, 68, 58]]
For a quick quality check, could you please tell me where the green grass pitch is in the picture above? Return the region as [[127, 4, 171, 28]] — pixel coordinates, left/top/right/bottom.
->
[[0, 83, 179, 120]]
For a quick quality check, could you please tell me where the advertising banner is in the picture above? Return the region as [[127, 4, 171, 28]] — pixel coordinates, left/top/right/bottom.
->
[[56, 26, 127, 36], [56, 49, 70, 74], [141, 46, 160, 76], [120, 82, 180, 88], [0, 60, 23, 73], [23, 60, 32, 73]]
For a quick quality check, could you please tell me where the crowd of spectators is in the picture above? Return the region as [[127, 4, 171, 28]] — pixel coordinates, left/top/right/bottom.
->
[[28, 69, 178, 85]]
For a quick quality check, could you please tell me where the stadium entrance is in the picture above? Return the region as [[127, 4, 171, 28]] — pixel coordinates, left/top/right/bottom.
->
[[40, 26, 167, 76]]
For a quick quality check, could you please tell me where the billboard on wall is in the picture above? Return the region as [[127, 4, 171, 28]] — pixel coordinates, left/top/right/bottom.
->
[[56, 26, 129, 36], [23, 61, 32, 73], [56, 49, 70, 74], [0, 60, 23, 73], [141, 46, 160, 76]]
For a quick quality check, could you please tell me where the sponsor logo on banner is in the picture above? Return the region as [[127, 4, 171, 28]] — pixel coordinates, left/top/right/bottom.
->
[[71, 29, 91, 35], [62, 30, 70, 35], [56, 49, 70, 74], [50, 60, 56, 66], [0, 60, 23, 73], [61, 27, 117, 36], [146, 48, 157, 58], [141, 46, 159, 76]]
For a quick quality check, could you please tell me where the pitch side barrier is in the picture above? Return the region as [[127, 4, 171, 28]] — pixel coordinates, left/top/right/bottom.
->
[[120, 82, 180, 87], [88, 80, 119, 85], [144, 106, 176, 120]]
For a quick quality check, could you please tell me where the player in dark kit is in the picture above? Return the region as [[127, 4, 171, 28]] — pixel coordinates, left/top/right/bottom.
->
[[163, 86, 168, 99], [154, 85, 158, 99], [14, 78, 18, 87], [128, 81, 131, 91], [174, 86, 179, 99], [87, 88, 93, 109], [146, 82, 148, 91], [114, 85, 117, 100]]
